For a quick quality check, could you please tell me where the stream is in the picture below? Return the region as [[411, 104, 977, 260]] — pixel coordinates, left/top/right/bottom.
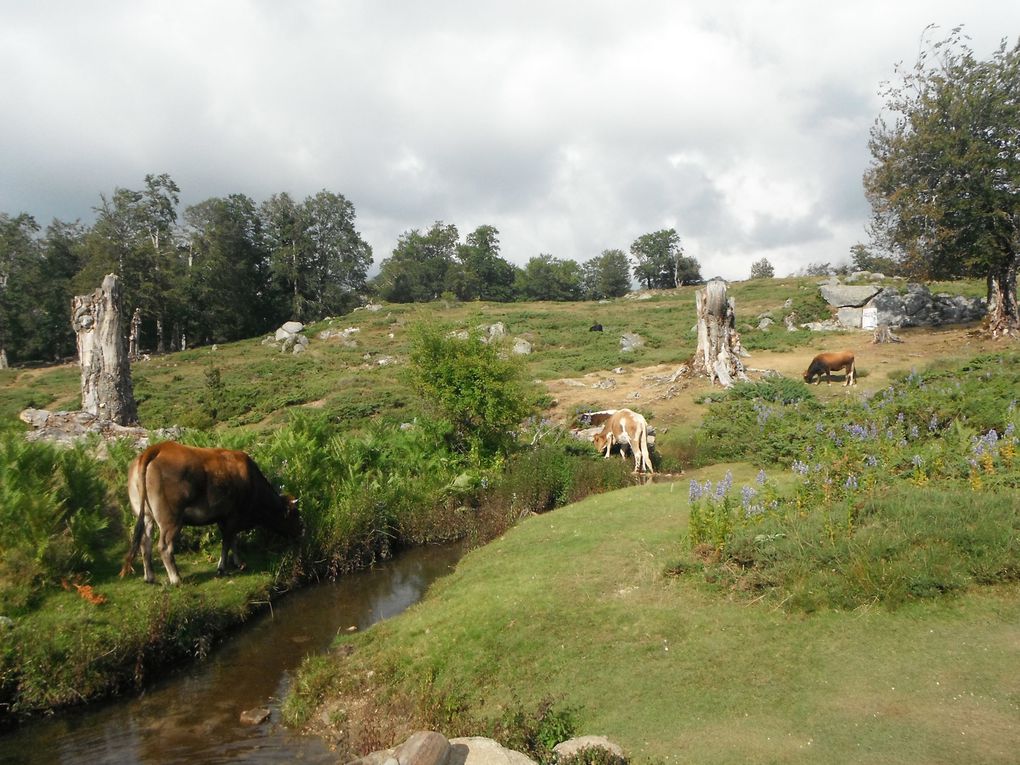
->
[[0, 543, 467, 764]]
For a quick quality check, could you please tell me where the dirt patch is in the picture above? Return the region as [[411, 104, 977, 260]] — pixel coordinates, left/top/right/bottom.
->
[[541, 325, 1005, 432]]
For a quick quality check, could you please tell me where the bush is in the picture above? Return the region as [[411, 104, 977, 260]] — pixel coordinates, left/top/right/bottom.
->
[[407, 323, 535, 461], [0, 431, 120, 612]]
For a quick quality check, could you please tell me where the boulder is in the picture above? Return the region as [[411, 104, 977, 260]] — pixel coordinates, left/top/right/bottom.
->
[[281, 320, 304, 334], [757, 317, 774, 331], [836, 307, 864, 329], [447, 737, 537, 765], [619, 333, 644, 352], [819, 284, 882, 308], [553, 736, 625, 760], [392, 731, 451, 765], [512, 339, 532, 355]]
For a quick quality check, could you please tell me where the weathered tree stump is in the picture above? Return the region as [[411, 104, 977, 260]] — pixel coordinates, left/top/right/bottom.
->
[[872, 324, 903, 344], [72, 274, 138, 425], [692, 279, 748, 387]]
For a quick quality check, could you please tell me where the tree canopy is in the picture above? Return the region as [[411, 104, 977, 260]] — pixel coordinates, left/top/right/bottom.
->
[[864, 27, 1020, 335]]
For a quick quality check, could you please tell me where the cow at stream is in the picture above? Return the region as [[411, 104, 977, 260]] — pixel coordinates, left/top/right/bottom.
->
[[121, 441, 302, 585]]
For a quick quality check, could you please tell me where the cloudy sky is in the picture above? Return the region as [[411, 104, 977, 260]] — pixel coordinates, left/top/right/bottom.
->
[[2, 1, 1017, 280]]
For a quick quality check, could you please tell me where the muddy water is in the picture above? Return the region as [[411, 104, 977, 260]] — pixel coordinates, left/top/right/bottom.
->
[[0, 543, 466, 765]]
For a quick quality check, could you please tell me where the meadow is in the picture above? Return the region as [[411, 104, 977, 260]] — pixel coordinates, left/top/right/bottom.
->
[[1, 276, 1017, 763]]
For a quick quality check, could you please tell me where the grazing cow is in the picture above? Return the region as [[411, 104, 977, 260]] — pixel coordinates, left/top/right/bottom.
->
[[120, 441, 302, 585], [592, 408, 654, 474], [589, 323, 603, 332], [803, 351, 856, 386]]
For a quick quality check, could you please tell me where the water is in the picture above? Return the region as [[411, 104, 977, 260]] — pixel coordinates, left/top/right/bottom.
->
[[0, 544, 466, 764]]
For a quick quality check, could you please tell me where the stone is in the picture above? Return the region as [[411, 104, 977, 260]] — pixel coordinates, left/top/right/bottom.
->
[[757, 317, 774, 331], [239, 707, 270, 726], [836, 307, 863, 329], [390, 731, 451, 765], [819, 284, 882, 308], [447, 737, 537, 765], [619, 333, 644, 352], [553, 736, 625, 760], [281, 321, 304, 334], [512, 339, 532, 355], [483, 322, 507, 339]]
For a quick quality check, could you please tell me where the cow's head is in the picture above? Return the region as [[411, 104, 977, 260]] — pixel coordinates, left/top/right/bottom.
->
[[592, 432, 609, 453], [276, 494, 303, 539]]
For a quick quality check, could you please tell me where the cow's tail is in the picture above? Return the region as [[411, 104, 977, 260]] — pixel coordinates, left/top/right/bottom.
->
[[120, 446, 158, 577], [639, 421, 653, 474]]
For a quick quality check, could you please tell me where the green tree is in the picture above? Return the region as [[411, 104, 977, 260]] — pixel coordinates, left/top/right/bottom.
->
[[453, 225, 518, 302], [849, 243, 901, 276], [76, 174, 184, 353], [514, 254, 583, 301], [376, 222, 459, 302], [407, 324, 534, 460], [864, 27, 1020, 336], [582, 248, 632, 299], [749, 257, 775, 280], [183, 194, 274, 343], [630, 229, 700, 288], [0, 213, 41, 365]]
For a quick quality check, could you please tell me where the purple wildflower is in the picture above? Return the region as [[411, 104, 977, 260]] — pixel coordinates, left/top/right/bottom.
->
[[689, 479, 702, 503], [844, 474, 858, 490], [756, 469, 767, 485], [912, 454, 923, 468]]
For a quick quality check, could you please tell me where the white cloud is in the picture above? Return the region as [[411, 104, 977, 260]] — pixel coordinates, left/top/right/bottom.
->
[[1, 0, 1017, 279]]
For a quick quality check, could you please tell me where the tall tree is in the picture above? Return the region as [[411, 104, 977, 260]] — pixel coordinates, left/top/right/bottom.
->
[[0, 213, 41, 366], [865, 27, 1020, 336], [582, 249, 632, 299], [453, 225, 517, 302], [630, 229, 699, 289], [749, 257, 775, 279], [184, 194, 273, 343], [375, 222, 459, 302], [514, 254, 583, 301]]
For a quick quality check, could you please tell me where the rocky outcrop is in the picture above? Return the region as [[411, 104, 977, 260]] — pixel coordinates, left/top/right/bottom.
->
[[819, 284, 882, 308], [871, 283, 985, 327], [264, 321, 309, 354], [619, 333, 644, 353]]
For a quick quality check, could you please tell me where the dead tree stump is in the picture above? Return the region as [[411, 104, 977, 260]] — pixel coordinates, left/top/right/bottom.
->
[[692, 279, 748, 387], [72, 274, 138, 425], [872, 324, 903, 344]]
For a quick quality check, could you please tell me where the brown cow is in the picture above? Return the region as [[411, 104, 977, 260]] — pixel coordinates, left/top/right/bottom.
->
[[803, 351, 856, 386], [592, 408, 654, 474], [120, 441, 302, 585]]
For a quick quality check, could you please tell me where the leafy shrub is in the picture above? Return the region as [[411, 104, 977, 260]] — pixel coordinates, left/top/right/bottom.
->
[[406, 323, 535, 461], [488, 697, 579, 763], [0, 431, 119, 612]]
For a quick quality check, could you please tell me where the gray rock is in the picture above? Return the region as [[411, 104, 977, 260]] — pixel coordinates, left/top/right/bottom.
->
[[620, 333, 644, 352], [553, 736, 625, 760], [512, 338, 532, 355], [446, 737, 537, 765], [281, 320, 304, 334], [836, 307, 863, 328], [757, 317, 774, 331], [819, 284, 882, 308], [392, 731, 450, 765]]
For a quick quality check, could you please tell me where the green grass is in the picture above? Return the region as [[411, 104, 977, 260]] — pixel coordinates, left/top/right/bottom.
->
[[286, 470, 1020, 764]]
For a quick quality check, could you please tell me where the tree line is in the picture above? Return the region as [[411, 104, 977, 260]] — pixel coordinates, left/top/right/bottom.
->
[[0, 174, 702, 365]]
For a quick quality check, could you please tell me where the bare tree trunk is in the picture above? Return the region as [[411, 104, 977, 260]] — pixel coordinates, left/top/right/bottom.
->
[[692, 279, 748, 387], [156, 316, 166, 354], [129, 307, 142, 360], [72, 274, 138, 425], [986, 252, 1020, 339], [0, 348, 7, 369]]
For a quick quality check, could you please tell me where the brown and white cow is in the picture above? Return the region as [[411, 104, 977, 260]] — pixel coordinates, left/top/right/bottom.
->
[[120, 441, 302, 585], [803, 351, 856, 386], [591, 408, 654, 474]]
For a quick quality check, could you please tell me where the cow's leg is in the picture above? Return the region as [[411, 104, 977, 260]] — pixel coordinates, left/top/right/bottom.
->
[[157, 523, 183, 585], [216, 526, 244, 574], [602, 433, 614, 459], [140, 514, 156, 584]]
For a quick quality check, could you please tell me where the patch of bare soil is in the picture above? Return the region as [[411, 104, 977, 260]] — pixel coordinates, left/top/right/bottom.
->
[[541, 325, 1005, 432]]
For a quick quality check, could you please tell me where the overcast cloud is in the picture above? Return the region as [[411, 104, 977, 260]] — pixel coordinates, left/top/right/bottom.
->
[[2, 1, 1017, 279]]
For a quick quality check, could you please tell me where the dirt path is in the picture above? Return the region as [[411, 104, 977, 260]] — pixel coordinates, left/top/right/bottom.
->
[[541, 325, 1004, 432]]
